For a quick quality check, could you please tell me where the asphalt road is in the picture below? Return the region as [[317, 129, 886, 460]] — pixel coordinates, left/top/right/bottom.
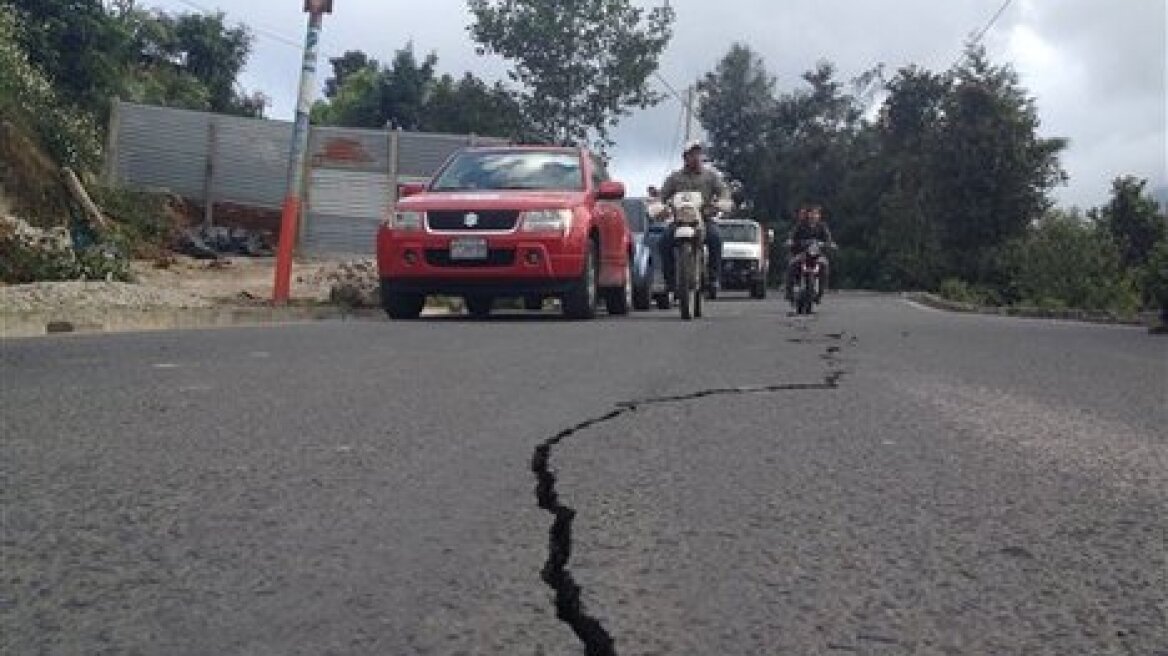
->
[[2, 294, 1165, 655]]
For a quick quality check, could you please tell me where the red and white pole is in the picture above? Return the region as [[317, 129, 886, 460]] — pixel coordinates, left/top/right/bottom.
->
[[273, 0, 331, 304]]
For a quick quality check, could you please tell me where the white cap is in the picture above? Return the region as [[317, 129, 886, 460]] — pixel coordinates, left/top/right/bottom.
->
[[683, 139, 703, 154]]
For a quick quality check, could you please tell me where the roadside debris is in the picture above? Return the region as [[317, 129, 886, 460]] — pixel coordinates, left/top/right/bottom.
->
[[173, 226, 275, 259], [294, 259, 379, 307]]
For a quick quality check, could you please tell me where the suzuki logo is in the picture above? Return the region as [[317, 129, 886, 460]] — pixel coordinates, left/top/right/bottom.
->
[[464, 213, 480, 228]]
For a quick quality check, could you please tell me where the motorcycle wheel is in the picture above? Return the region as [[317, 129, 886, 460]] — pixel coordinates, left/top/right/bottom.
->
[[796, 281, 813, 314], [677, 243, 694, 321]]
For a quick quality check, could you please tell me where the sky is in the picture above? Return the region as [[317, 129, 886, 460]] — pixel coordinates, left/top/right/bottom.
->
[[149, 0, 1166, 209]]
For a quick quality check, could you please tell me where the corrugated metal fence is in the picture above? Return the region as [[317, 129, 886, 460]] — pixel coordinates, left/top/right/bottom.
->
[[106, 100, 506, 255]]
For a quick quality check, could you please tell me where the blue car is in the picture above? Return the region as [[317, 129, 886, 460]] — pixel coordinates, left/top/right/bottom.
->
[[621, 197, 671, 310]]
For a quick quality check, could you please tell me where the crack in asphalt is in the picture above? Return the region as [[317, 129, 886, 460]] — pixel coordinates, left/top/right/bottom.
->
[[532, 339, 851, 655]]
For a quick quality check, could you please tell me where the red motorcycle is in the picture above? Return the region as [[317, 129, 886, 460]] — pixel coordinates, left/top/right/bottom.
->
[[789, 239, 829, 315]]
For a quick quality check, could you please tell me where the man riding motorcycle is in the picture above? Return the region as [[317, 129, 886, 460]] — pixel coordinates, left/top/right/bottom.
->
[[655, 140, 730, 293], [784, 204, 835, 302]]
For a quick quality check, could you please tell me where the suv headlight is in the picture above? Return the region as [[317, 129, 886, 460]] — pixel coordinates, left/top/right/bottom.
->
[[520, 209, 573, 233], [384, 210, 424, 231]]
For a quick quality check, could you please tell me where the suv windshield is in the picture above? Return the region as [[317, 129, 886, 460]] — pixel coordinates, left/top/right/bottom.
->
[[431, 150, 584, 192], [721, 223, 760, 244]]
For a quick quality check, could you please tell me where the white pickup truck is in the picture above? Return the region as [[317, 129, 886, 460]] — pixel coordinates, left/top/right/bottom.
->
[[717, 219, 772, 299]]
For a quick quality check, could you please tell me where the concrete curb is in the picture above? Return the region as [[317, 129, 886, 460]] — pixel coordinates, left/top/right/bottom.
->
[[905, 292, 1158, 327], [0, 304, 440, 339]]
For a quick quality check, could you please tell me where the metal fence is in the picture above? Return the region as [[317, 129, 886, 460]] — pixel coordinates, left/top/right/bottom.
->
[[106, 100, 506, 255]]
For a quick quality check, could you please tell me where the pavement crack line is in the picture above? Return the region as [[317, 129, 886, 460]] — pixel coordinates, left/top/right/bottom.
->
[[531, 345, 850, 655]]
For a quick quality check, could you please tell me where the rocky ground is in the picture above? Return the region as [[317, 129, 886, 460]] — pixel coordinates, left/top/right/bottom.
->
[[1, 256, 377, 313], [1, 211, 382, 315]]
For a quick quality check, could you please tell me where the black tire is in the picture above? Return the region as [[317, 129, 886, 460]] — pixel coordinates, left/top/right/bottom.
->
[[655, 293, 671, 311], [604, 257, 633, 316], [751, 281, 766, 299], [633, 284, 651, 311], [796, 286, 813, 315], [563, 239, 599, 320], [466, 295, 493, 319], [383, 291, 425, 320], [523, 296, 543, 311], [677, 243, 693, 321]]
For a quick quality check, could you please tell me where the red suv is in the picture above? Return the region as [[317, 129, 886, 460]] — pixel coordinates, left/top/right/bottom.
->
[[377, 146, 634, 320]]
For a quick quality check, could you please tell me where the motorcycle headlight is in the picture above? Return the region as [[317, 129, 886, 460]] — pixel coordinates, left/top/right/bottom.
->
[[385, 211, 424, 231], [521, 209, 573, 233], [676, 206, 701, 223]]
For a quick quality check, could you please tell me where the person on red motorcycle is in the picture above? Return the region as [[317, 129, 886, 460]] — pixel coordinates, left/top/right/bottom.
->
[[784, 204, 835, 302], [654, 140, 730, 293]]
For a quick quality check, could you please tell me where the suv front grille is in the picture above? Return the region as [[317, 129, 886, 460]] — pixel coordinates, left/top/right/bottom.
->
[[427, 210, 520, 231]]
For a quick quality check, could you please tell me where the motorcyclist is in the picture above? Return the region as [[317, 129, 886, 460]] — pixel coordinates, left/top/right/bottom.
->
[[784, 204, 835, 302], [654, 140, 729, 293]]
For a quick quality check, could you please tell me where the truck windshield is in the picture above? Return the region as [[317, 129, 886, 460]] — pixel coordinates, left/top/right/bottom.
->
[[720, 223, 760, 244], [431, 151, 584, 192]]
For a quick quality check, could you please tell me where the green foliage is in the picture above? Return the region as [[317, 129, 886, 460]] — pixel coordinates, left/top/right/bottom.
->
[[928, 47, 1067, 283], [698, 42, 1071, 303], [1000, 210, 1140, 314], [1093, 176, 1166, 271], [0, 0, 264, 176], [312, 46, 536, 140], [90, 186, 178, 256], [938, 278, 997, 306], [1140, 239, 1168, 309], [468, 0, 675, 148], [425, 73, 532, 138], [3, 0, 130, 121], [0, 5, 102, 169], [0, 220, 132, 284]]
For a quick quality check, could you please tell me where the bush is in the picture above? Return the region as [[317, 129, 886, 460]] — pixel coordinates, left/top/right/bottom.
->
[[0, 216, 131, 284], [937, 278, 997, 305], [90, 186, 181, 256], [1000, 211, 1141, 314], [1140, 238, 1168, 310]]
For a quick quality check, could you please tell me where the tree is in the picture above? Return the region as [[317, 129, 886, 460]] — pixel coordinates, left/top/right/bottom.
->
[[312, 46, 535, 139], [467, 0, 675, 147], [3, 0, 131, 118], [1094, 176, 1166, 270], [697, 44, 776, 212], [928, 45, 1067, 283], [422, 73, 533, 138], [311, 65, 383, 128], [379, 45, 438, 130], [324, 50, 375, 99], [871, 66, 950, 288]]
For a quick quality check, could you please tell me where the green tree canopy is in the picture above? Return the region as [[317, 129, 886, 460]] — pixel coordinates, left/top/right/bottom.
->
[[467, 0, 675, 147]]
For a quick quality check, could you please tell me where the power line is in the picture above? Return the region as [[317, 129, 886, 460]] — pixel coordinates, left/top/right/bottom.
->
[[169, 0, 321, 53], [970, 0, 1016, 46]]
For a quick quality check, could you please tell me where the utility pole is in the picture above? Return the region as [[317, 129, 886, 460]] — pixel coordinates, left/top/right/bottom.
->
[[683, 85, 695, 144], [273, 0, 333, 304]]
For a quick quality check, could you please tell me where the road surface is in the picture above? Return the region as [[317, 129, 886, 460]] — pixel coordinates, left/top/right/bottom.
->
[[3, 294, 1165, 655]]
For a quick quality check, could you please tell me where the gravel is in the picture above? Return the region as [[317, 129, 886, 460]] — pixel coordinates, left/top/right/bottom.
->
[[0, 281, 214, 313]]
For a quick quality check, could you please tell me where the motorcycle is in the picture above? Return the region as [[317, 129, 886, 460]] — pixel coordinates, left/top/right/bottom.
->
[[789, 238, 829, 315], [648, 192, 732, 320]]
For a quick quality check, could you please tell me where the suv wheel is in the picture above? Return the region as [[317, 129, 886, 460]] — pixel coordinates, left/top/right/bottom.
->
[[562, 239, 599, 320], [382, 285, 425, 320]]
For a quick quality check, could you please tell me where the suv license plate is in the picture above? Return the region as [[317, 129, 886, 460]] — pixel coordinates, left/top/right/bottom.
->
[[450, 238, 488, 260]]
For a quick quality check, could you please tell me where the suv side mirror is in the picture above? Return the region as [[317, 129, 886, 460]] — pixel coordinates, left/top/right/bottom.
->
[[597, 180, 626, 201], [399, 182, 427, 198]]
